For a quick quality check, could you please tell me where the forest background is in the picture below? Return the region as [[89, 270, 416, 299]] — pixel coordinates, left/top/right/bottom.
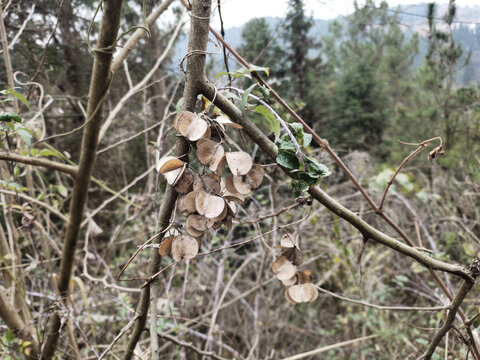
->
[[1, 0, 480, 359]]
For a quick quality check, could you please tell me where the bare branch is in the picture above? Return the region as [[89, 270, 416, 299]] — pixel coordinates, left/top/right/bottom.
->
[[0, 152, 77, 177], [157, 331, 229, 360]]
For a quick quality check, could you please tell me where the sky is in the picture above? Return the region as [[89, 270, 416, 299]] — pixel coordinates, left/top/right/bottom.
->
[[209, 0, 480, 28]]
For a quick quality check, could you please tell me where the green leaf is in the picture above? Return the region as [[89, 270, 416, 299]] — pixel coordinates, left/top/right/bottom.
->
[[248, 64, 270, 76], [276, 150, 300, 170], [5, 329, 15, 343], [255, 105, 280, 140], [290, 179, 309, 197], [289, 122, 304, 137], [241, 83, 257, 112], [16, 128, 33, 147], [57, 185, 68, 198], [14, 165, 20, 178], [5, 89, 30, 109], [39, 149, 61, 158], [277, 137, 296, 151], [0, 112, 22, 123], [258, 86, 270, 101], [303, 133, 312, 147], [305, 156, 331, 178], [175, 98, 183, 113]]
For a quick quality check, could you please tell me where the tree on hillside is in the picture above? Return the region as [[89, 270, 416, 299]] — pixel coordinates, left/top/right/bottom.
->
[[311, 0, 418, 155], [284, 0, 313, 102]]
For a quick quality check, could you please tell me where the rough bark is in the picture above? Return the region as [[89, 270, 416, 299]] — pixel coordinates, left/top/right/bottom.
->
[[121, 1, 211, 358]]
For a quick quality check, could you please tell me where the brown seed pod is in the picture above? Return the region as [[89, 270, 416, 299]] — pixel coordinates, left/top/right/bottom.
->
[[226, 151, 253, 176], [157, 156, 183, 185], [193, 174, 221, 194], [286, 283, 318, 303], [214, 115, 243, 129], [171, 235, 199, 262], [186, 214, 213, 232], [158, 235, 176, 256], [246, 164, 265, 189], [197, 139, 221, 166], [195, 191, 225, 219], [281, 247, 303, 266], [173, 168, 194, 194], [158, 158, 184, 174], [232, 175, 252, 195], [297, 270, 312, 284], [211, 154, 226, 176], [272, 255, 297, 281], [175, 110, 209, 141]]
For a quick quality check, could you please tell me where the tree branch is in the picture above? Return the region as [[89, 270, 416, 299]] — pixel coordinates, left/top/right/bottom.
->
[[157, 331, 229, 360], [419, 280, 474, 359], [121, 0, 211, 358], [201, 83, 473, 281], [40, 1, 123, 358], [0, 152, 77, 177]]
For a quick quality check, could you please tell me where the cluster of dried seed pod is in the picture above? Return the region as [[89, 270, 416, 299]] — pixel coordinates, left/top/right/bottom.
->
[[157, 110, 265, 261], [272, 234, 319, 304]]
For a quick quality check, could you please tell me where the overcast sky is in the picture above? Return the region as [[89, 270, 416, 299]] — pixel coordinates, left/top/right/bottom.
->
[[209, 0, 480, 28]]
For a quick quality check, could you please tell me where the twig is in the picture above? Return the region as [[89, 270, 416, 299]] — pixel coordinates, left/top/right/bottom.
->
[[99, 15, 184, 140], [157, 331, 229, 360], [280, 334, 378, 360], [98, 314, 140, 360], [97, 113, 172, 154], [420, 280, 475, 360], [0, 189, 68, 222], [378, 137, 442, 211], [315, 285, 450, 312], [0, 152, 77, 177], [80, 164, 156, 227]]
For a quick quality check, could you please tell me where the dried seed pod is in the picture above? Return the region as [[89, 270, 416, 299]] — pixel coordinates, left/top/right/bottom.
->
[[285, 287, 297, 304], [180, 191, 198, 215], [281, 247, 303, 266], [246, 165, 265, 189], [175, 110, 209, 141], [232, 175, 251, 195], [214, 115, 243, 129], [281, 274, 298, 287], [286, 283, 318, 303], [193, 174, 221, 194], [174, 110, 195, 131], [280, 234, 296, 248], [272, 255, 297, 281], [211, 154, 226, 176], [158, 158, 184, 174], [226, 151, 253, 176], [173, 168, 194, 194], [159, 235, 176, 256], [171, 235, 199, 262], [186, 214, 213, 232], [157, 156, 183, 185], [195, 191, 226, 219], [210, 203, 228, 222], [297, 270, 312, 284], [197, 139, 222, 166]]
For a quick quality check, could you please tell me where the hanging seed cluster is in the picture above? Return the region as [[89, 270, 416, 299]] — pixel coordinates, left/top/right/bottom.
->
[[157, 110, 265, 261], [272, 234, 319, 304]]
